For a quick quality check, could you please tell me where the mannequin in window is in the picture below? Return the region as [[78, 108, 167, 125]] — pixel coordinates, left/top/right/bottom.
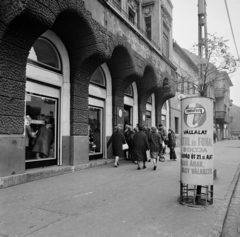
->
[[32, 119, 54, 159], [25, 115, 36, 159]]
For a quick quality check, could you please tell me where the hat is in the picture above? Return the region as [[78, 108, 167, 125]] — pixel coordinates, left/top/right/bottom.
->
[[151, 126, 157, 132]]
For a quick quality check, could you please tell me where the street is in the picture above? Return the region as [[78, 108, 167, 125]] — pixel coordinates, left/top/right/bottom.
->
[[0, 140, 240, 237]]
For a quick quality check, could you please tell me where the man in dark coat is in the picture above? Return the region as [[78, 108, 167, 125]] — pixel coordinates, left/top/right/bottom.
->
[[107, 126, 126, 167], [132, 125, 150, 170]]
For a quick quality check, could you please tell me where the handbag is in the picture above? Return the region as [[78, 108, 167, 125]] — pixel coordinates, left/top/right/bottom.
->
[[122, 143, 129, 150], [162, 141, 165, 148]]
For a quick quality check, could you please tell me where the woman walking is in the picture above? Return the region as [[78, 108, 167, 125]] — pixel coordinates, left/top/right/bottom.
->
[[132, 125, 149, 170], [168, 128, 177, 161], [107, 126, 126, 167], [148, 126, 163, 170]]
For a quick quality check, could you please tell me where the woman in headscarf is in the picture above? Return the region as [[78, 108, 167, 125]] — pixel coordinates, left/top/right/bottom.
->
[[107, 126, 126, 167], [148, 126, 162, 170]]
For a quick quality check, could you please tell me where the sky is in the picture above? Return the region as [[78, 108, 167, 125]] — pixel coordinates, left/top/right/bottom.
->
[[171, 0, 240, 106]]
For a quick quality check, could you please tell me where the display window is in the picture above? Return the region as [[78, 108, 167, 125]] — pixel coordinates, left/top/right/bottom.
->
[[25, 93, 58, 168], [88, 106, 103, 158]]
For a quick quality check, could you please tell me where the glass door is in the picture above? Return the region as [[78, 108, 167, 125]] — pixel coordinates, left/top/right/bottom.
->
[[25, 92, 58, 169], [89, 106, 103, 159]]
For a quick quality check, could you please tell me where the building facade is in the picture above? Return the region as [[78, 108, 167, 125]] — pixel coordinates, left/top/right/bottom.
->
[[171, 41, 199, 145], [213, 72, 233, 140], [0, 0, 177, 177]]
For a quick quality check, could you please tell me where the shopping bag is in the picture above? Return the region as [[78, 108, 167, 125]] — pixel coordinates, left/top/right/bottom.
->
[[122, 143, 129, 150]]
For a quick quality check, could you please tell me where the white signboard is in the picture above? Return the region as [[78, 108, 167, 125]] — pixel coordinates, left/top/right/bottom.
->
[[181, 97, 214, 185]]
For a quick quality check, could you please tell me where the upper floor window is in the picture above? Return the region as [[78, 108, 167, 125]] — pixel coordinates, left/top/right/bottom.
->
[[163, 23, 169, 58], [125, 85, 133, 97], [28, 37, 61, 72], [129, 7, 135, 24], [145, 16, 152, 40], [113, 0, 121, 11], [90, 67, 106, 87]]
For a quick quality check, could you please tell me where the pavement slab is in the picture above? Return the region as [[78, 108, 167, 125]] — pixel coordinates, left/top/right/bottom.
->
[[0, 140, 240, 237]]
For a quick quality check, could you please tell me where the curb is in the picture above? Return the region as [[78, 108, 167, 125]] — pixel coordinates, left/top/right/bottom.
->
[[209, 164, 240, 237], [0, 158, 115, 189]]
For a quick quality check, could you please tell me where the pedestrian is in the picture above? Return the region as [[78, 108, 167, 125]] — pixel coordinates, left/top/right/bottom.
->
[[158, 124, 168, 154], [144, 126, 151, 162], [168, 128, 177, 161], [124, 124, 133, 160], [148, 126, 162, 170], [213, 131, 217, 143], [107, 126, 126, 167], [132, 125, 150, 170]]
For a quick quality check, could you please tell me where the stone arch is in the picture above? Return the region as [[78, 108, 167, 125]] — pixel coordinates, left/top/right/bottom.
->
[[0, 0, 108, 135], [107, 43, 144, 126], [136, 65, 159, 125]]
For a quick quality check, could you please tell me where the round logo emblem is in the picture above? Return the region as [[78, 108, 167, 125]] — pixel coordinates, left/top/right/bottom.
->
[[184, 103, 206, 128], [142, 114, 146, 121], [118, 109, 123, 118]]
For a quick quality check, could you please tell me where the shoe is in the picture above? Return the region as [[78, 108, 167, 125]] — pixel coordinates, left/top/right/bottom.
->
[[143, 165, 146, 169], [114, 165, 118, 168], [153, 166, 157, 170], [148, 159, 151, 162], [117, 163, 119, 166], [137, 167, 141, 170], [173, 159, 177, 161]]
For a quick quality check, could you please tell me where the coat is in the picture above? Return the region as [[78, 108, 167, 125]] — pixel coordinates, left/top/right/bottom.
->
[[168, 131, 176, 148], [132, 131, 150, 162], [32, 126, 54, 156], [148, 132, 162, 152], [107, 131, 126, 157]]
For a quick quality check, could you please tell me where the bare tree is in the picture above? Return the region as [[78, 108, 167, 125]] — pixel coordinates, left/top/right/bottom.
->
[[176, 34, 239, 97]]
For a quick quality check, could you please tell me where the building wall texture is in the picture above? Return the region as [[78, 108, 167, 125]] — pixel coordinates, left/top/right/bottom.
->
[[0, 0, 176, 176]]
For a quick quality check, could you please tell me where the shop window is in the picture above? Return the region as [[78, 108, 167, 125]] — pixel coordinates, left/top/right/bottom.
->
[[89, 106, 103, 155], [125, 85, 134, 97], [129, 7, 135, 24], [28, 38, 61, 71], [145, 16, 151, 40], [25, 93, 57, 164], [175, 117, 179, 134], [90, 67, 106, 87], [163, 23, 169, 58]]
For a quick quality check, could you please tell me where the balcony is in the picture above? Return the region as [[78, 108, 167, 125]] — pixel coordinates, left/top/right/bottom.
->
[[215, 111, 232, 124], [215, 88, 226, 98]]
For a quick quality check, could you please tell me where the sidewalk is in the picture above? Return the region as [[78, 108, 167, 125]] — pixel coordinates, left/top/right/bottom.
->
[[0, 140, 240, 237]]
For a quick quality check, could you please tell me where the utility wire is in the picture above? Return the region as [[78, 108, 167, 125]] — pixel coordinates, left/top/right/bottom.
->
[[224, 0, 240, 60]]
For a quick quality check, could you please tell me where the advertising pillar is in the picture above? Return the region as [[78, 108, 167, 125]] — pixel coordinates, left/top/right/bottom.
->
[[181, 97, 214, 186]]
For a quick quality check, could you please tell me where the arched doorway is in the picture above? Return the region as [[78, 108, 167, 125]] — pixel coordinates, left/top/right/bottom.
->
[[25, 31, 70, 169], [88, 63, 112, 159]]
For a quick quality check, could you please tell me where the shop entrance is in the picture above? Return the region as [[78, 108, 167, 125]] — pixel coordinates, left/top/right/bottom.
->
[[25, 81, 59, 169], [124, 105, 132, 127]]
